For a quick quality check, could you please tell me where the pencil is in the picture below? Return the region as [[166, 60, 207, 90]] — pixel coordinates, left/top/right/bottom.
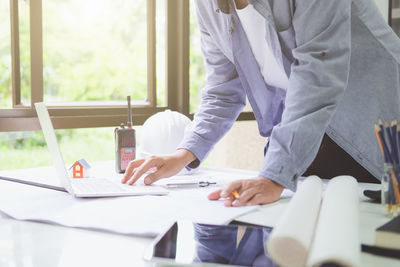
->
[[391, 120, 397, 141], [390, 168, 400, 204], [388, 174, 394, 213], [385, 121, 397, 164], [375, 124, 385, 158], [390, 120, 399, 164], [375, 125, 392, 163], [397, 125, 400, 166], [378, 119, 384, 132], [232, 190, 240, 199]]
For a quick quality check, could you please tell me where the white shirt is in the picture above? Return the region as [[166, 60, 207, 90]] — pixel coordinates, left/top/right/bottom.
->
[[236, 4, 289, 90]]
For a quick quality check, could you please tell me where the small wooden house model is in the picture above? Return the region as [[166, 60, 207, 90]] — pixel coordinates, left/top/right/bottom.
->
[[69, 159, 91, 178]]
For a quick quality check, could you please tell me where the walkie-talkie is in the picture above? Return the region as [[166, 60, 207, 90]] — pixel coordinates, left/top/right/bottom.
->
[[115, 96, 136, 173]]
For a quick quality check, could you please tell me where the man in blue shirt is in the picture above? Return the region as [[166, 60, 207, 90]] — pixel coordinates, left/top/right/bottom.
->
[[122, 0, 400, 206]]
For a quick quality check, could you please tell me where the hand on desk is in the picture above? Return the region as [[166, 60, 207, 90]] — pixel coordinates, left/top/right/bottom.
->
[[208, 177, 284, 206], [121, 150, 284, 207], [121, 149, 196, 185]]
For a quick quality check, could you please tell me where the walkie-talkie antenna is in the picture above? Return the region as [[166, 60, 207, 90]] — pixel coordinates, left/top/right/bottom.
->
[[127, 95, 133, 128]]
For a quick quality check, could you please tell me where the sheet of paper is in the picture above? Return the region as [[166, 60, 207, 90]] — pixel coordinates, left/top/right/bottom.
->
[[166, 185, 258, 224], [0, 175, 257, 237]]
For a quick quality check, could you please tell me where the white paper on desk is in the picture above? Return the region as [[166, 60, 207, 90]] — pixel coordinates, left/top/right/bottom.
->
[[167, 186, 258, 224], [0, 179, 256, 237]]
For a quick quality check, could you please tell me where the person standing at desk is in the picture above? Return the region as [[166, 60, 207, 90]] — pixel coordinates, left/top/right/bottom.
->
[[122, 0, 400, 206]]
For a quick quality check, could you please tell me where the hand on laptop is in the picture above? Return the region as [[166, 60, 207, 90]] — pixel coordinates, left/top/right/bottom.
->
[[121, 149, 197, 185]]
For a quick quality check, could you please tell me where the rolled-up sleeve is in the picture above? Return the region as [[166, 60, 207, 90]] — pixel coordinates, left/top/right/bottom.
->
[[260, 0, 352, 191], [177, 5, 246, 168]]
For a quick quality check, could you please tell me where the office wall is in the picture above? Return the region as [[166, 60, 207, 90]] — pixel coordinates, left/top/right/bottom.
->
[[205, 120, 266, 171], [375, 0, 389, 22]]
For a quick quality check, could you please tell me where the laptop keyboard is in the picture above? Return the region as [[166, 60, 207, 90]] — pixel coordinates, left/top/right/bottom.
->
[[72, 178, 126, 193]]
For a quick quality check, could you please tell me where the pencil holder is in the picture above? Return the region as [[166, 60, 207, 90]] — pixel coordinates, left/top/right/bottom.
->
[[381, 163, 400, 217], [374, 119, 400, 217]]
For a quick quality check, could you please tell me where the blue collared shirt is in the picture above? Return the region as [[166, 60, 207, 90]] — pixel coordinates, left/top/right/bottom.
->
[[178, 0, 400, 191]]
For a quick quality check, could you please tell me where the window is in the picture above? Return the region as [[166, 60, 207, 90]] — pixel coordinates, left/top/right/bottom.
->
[[0, 0, 190, 132], [0, 128, 115, 170], [42, 0, 148, 104], [189, 2, 204, 114], [0, 1, 12, 109], [0, 1, 254, 170]]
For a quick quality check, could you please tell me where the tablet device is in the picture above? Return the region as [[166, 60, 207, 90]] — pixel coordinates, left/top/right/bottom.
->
[[143, 221, 275, 267]]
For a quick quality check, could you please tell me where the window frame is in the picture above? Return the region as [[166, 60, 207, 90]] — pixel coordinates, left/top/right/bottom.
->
[[1, 0, 186, 131], [1, 0, 253, 133]]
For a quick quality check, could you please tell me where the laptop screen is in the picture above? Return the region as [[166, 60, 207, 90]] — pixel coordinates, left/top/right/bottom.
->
[[34, 102, 73, 193]]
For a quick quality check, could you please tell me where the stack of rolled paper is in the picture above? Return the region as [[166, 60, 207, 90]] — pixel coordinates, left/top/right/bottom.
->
[[267, 175, 359, 267]]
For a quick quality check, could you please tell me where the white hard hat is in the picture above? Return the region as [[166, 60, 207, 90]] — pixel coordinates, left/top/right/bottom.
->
[[139, 110, 195, 175]]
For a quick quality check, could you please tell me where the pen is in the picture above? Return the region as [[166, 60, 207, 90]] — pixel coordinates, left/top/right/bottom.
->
[[165, 181, 217, 188]]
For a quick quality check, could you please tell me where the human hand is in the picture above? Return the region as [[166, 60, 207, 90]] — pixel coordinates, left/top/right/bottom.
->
[[208, 177, 284, 206], [121, 149, 196, 185]]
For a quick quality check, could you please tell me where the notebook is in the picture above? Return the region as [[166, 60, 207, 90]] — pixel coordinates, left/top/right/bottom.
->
[[34, 102, 168, 197], [375, 215, 400, 250]]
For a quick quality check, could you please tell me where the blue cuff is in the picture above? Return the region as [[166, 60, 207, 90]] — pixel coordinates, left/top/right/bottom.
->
[[259, 150, 299, 192], [177, 133, 215, 170]]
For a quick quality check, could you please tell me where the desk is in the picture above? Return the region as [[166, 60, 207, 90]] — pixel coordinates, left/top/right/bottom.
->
[[0, 163, 399, 267]]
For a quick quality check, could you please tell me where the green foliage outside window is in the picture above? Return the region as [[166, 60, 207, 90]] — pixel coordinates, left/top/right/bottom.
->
[[42, 0, 148, 103], [0, 1, 205, 170], [0, 1, 12, 109]]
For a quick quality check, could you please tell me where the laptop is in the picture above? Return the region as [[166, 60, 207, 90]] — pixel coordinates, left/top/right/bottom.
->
[[34, 102, 168, 197]]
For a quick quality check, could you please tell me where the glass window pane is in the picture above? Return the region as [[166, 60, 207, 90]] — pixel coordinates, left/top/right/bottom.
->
[[42, 0, 148, 104], [19, 0, 31, 106], [57, 128, 115, 165], [0, 131, 52, 170], [0, 128, 115, 170], [0, 1, 12, 108], [156, 0, 166, 107], [189, 2, 205, 114]]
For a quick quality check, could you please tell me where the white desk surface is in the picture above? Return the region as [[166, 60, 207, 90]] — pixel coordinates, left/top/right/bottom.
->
[[0, 162, 399, 267]]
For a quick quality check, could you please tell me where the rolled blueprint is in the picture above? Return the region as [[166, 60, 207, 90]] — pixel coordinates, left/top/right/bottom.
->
[[267, 176, 323, 267], [307, 175, 360, 267]]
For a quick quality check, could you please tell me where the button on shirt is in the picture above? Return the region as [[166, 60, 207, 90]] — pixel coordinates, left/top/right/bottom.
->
[[235, 4, 289, 90]]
